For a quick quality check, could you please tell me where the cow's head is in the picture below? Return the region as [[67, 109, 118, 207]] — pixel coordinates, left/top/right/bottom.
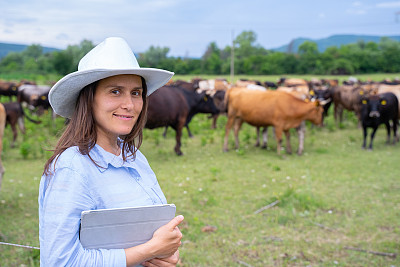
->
[[361, 95, 387, 118], [307, 100, 324, 126], [309, 86, 332, 106], [195, 91, 219, 115]]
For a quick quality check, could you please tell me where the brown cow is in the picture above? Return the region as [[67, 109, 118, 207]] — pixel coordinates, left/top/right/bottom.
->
[[277, 78, 308, 87], [0, 81, 19, 101], [0, 103, 6, 190], [333, 84, 376, 126], [3, 102, 41, 147], [223, 88, 323, 155]]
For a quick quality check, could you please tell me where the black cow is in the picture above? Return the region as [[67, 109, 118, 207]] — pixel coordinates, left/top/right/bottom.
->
[[3, 102, 41, 147], [264, 81, 277, 89], [146, 85, 219, 155], [360, 92, 399, 150], [309, 86, 333, 125]]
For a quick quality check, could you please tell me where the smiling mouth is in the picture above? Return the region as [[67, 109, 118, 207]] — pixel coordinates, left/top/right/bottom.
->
[[114, 114, 133, 119]]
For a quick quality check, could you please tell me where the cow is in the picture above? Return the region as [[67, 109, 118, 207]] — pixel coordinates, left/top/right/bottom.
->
[[0, 80, 36, 101], [146, 85, 219, 155], [376, 84, 400, 118], [309, 85, 333, 125], [170, 80, 198, 92], [18, 84, 52, 116], [360, 92, 399, 150], [0, 81, 19, 101], [332, 84, 376, 126], [264, 81, 277, 89], [0, 103, 5, 190], [3, 102, 41, 147], [198, 79, 230, 91], [223, 88, 324, 155], [277, 78, 308, 87]]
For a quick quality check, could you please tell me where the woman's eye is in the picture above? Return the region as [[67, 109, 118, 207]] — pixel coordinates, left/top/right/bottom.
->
[[132, 91, 141, 97], [111, 89, 120, 95]]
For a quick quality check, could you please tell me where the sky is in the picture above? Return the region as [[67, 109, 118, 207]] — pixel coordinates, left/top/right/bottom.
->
[[1, 0, 400, 58]]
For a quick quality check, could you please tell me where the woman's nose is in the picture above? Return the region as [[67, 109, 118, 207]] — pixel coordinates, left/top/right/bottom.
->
[[121, 94, 134, 109]]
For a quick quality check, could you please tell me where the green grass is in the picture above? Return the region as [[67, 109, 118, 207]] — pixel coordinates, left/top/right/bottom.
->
[[1, 95, 399, 266]]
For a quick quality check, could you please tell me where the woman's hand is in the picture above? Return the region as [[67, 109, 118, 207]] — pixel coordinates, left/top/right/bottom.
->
[[125, 215, 184, 267], [145, 215, 184, 259], [142, 250, 179, 267]]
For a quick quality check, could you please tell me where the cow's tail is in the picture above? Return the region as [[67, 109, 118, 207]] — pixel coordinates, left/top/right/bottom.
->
[[19, 104, 41, 124]]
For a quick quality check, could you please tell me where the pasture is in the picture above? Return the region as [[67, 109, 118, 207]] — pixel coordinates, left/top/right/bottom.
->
[[0, 74, 399, 266]]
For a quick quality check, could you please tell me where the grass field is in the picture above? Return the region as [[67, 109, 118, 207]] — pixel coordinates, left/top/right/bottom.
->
[[0, 76, 399, 266]]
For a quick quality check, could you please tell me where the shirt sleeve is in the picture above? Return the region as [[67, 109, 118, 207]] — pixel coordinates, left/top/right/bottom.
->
[[39, 167, 127, 267]]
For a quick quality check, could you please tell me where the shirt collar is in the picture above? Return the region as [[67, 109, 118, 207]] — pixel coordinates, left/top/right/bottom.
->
[[89, 143, 136, 173]]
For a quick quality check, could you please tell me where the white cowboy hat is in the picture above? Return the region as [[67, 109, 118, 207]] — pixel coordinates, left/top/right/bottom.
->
[[49, 37, 174, 118]]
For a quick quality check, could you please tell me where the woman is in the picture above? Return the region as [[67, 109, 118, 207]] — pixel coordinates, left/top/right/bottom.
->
[[39, 37, 183, 266]]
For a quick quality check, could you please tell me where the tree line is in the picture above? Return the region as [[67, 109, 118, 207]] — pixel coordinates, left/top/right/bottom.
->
[[1, 30, 400, 77]]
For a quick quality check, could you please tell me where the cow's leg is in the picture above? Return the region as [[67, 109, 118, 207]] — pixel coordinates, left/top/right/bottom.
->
[[384, 121, 391, 144], [223, 115, 235, 152], [255, 127, 260, 147], [393, 118, 399, 143], [174, 118, 185, 155], [296, 121, 305, 155], [17, 117, 26, 134], [233, 119, 243, 149], [362, 126, 367, 149], [339, 107, 343, 125], [262, 127, 268, 149], [10, 123, 18, 148], [334, 103, 339, 125], [211, 114, 219, 129], [186, 125, 193, 138], [284, 130, 292, 154], [369, 127, 378, 150], [162, 126, 168, 138], [274, 127, 283, 155], [174, 126, 183, 156]]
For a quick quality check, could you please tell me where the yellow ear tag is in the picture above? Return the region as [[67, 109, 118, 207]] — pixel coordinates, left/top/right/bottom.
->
[[41, 96, 47, 100], [362, 100, 367, 104], [359, 91, 364, 95], [12, 86, 17, 91], [309, 91, 314, 96], [304, 98, 309, 102], [381, 100, 387, 105], [203, 96, 208, 101]]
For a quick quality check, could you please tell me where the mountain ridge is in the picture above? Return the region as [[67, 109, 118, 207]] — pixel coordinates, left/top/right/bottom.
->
[[0, 42, 60, 59], [271, 34, 400, 53]]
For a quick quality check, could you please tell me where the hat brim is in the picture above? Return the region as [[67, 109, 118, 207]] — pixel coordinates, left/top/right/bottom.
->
[[49, 68, 174, 118]]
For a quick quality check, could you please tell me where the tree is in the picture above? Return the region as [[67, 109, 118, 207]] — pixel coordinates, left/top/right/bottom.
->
[[138, 46, 170, 67], [202, 42, 222, 74], [297, 41, 320, 74]]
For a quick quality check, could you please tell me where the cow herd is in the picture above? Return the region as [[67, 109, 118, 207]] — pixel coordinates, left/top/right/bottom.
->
[[0, 76, 399, 168]]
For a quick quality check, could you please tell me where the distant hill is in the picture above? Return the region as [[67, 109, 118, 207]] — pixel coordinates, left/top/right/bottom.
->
[[0, 42, 60, 59], [271, 34, 400, 53]]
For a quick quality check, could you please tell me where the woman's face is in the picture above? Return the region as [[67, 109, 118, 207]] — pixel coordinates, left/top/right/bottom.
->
[[93, 74, 144, 144]]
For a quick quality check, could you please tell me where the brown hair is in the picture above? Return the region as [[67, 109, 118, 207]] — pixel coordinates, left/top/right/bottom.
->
[[43, 76, 148, 175]]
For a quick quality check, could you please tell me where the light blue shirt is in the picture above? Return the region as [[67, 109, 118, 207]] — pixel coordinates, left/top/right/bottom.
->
[[38, 144, 167, 266]]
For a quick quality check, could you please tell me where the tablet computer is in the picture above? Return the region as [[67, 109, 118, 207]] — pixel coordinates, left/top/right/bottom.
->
[[80, 204, 176, 249]]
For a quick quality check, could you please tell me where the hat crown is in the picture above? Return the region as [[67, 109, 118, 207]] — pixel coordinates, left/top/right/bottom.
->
[[78, 37, 140, 71]]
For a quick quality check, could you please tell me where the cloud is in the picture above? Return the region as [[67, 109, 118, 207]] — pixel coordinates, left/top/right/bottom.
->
[[376, 1, 400, 8], [318, 13, 326, 18], [353, 1, 362, 7]]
